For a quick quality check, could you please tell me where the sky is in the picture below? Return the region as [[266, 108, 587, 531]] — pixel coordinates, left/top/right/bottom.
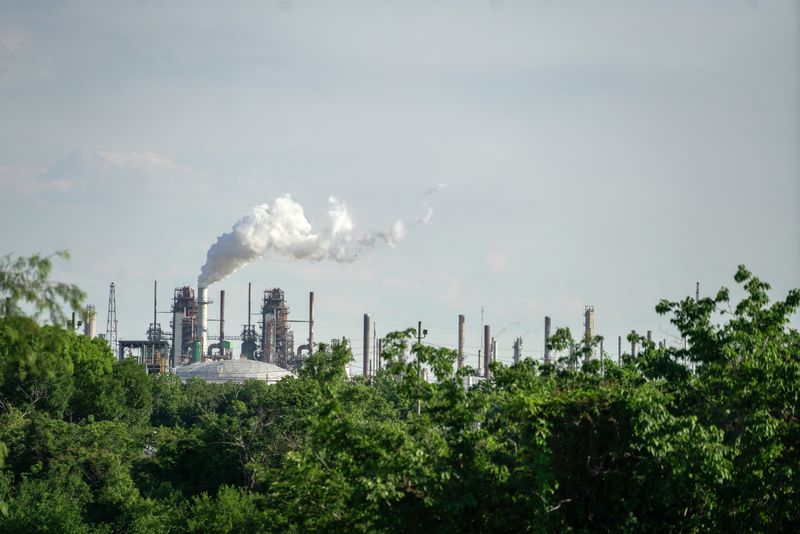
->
[[1, 0, 798, 370]]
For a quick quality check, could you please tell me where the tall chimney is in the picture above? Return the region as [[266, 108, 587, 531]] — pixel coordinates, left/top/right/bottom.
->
[[363, 313, 371, 378], [483, 325, 491, 378], [84, 305, 97, 338], [377, 338, 382, 370], [197, 281, 208, 359], [309, 291, 315, 354], [153, 281, 157, 328], [630, 330, 637, 358], [544, 316, 552, 364], [457, 314, 465, 371], [584, 306, 595, 363], [247, 282, 252, 328], [618, 335, 622, 363], [172, 311, 184, 367], [219, 290, 225, 357]]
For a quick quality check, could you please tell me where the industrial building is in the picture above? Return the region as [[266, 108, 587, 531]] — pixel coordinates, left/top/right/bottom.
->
[[111, 280, 313, 382]]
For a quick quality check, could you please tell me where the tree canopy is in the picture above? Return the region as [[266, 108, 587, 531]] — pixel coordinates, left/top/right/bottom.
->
[[0, 262, 797, 532]]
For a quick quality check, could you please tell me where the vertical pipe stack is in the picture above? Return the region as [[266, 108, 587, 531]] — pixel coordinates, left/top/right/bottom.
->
[[247, 282, 252, 329], [219, 290, 225, 356], [618, 335, 622, 363], [584, 306, 595, 363], [153, 281, 157, 328], [544, 316, 552, 364], [172, 311, 184, 367], [265, 320, 273, 363], [309, 292, 315, 354], [377, 339, 383, 370], [457, 314, 465, 371], [363, 314, 371, 378], [197, 282, 208, 360], [630, 330, 636, 358], [483, 325, 491, 378], [84, 305, 97, 339]]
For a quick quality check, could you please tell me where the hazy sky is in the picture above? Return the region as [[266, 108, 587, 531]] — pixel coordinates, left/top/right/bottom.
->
[[2, 0, 798, 369]]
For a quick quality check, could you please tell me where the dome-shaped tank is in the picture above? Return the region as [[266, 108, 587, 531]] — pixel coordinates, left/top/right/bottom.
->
[[175, 359, 293, 384]]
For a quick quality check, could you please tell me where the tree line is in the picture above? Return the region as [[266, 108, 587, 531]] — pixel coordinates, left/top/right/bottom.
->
[[0, 254, 798, 532]]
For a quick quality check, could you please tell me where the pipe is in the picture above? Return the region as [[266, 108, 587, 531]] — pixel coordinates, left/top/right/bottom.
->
[[84, 305, 97, 339], [308, 291, 315, 354], [584, 306, 595, 362], [220, 290, 225, 355], [544, 316, 552, 364], [172, 311, 184, 367], [363, 313, 371, 378], [247, 282, 251, 328], [457, 314, 465, 371], [483, 325, 491, 378], [197, 282, 208, 359], [153, 281, 157, 329]]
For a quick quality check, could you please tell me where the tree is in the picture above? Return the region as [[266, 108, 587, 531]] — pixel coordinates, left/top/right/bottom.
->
[[0, 251, 85, 326]]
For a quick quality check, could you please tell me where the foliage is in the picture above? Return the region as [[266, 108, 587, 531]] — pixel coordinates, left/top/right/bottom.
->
[[0, 251, 85, 326], [0, 264, 798, 531]]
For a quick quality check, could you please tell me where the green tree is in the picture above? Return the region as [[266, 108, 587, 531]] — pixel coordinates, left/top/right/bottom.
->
[[0, 251, 85, 326]]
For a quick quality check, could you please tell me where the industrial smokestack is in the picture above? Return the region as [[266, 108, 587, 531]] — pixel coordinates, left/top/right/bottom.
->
[[198, 282, 208, 359], [153, 281, 157, 328], [544, 316, 552, 364], [172, 311, 184, 367], [584, 306, 595, 363], [483, 325, 491, 378], [309, 291, 315, 354], [84, 305, 97, 338], [220, 290, 225, 357], [457, 314, 465, 371], [363, 314, 371, 378]]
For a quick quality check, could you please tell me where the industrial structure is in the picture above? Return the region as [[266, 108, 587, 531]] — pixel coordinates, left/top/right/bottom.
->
[[111, 279, 314, 382], [96, 274, 683, 386]]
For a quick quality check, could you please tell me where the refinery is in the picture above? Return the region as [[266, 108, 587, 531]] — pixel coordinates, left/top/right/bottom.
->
[[81, 278, 674, 385]]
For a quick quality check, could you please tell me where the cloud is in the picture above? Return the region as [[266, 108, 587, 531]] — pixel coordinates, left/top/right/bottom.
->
[[33, 148, 191, 194]]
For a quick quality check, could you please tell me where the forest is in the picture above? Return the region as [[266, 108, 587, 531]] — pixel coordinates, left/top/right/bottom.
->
[[0, 254, 798, 532]]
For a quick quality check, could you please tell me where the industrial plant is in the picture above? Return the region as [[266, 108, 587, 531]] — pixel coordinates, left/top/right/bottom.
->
[[78, 276, 670, 386], [85, 278, 316, 382]]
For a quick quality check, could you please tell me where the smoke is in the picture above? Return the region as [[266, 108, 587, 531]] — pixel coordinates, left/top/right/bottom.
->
[[198, 194, 426, 287]]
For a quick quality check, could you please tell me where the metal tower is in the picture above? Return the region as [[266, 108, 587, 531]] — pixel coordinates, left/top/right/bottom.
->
[[106, 282, 118, 356]]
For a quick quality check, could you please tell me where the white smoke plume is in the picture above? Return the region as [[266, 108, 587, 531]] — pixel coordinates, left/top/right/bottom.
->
[[198, 195, 422, 287]]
